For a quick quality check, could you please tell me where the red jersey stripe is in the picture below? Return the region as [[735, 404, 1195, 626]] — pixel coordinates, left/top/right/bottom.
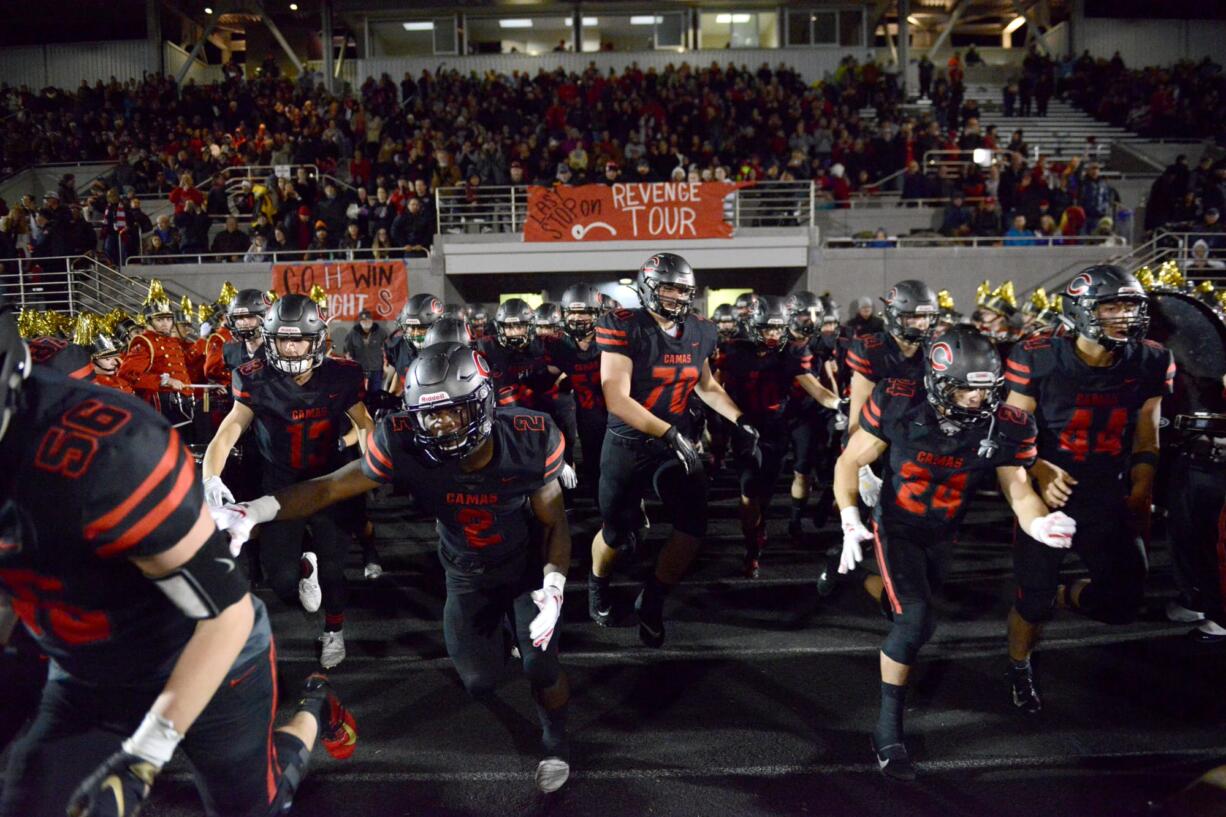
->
[[544, 435, 566, 466], [96, 455, 196, 556], [84, 431, 182, 540]]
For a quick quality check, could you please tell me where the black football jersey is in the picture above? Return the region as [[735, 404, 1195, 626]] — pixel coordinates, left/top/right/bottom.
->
[[28, 337, 94, 381], [232, 357, 366, 487], [846, 331, 924, 384], [720, 340, 813, 429], [476, 336, 552, 409], [596, 308, 718, 440], [859, 377, 1038, 531], [543, 335, 604, 413], [1004, 335, 1173, 494], [391, 339, 419, 385], [0, 369, 225, 683], [360, 408, 565, 563], [222, 339, 265, 371]]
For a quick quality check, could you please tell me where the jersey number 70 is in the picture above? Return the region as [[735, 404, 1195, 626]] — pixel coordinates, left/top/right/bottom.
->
[[643, 366, 700, 415]]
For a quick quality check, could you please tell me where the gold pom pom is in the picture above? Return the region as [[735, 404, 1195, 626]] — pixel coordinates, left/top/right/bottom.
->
[[308, 285, 328, 307], [937, 289, 955, 311], [996, 281, 1017, 308], [1030, 288, 1050, 310], [217, 281, 239, 307], [144, 279, 168, 305], [72, 313, 99, 346]]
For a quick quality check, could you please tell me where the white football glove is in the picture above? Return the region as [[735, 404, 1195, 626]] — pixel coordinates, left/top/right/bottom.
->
[[1028, 511, 1076, 549], [529, 572, 566, 651], [858, 464, 882, 508], [559, 463, 578, 490], [209, 496, 281, 557], [203, 475, 235, 509], [838, 506, 875, 574]]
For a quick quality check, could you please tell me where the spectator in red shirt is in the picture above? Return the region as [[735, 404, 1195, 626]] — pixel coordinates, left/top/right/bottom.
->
[[167, 173, 204, 216]]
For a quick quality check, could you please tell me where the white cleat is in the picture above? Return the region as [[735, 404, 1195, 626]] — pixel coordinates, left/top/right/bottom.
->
[[299, 552, 322, 612], [319, 629, 346, 669], [364, 562, 384, 580], [535, 757, 570, 793], [1166, 600, 1206, 623]]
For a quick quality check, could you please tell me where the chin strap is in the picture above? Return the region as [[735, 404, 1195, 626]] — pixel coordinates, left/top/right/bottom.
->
[[977, 411, 1000, 459]]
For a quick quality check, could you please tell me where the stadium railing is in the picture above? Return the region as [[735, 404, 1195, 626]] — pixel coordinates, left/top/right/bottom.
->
[[0, 254, 169, 313]]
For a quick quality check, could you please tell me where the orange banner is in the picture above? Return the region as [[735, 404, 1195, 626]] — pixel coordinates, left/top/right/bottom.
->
[[271, 259, 408, 321], [524, 182, 741, 242]]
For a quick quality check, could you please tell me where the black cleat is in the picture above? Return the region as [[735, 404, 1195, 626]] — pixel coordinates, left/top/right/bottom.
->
[[634, 588, 666, 648], [816, 564, 837, 598], [1008, 662, 1042, 714], [588, 580, 613, 627], [871, 736, 917, 781]]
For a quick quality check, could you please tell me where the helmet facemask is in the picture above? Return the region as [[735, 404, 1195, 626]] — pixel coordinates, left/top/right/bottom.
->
[[496, 318, 533, 351], [265, 330, 326, 375], [643, 278, 695, 321], [407, 383, 494, 462], [1084, 296, 1148, 351], [925, 370, 1001, 430], [564, 308, 598, 342]]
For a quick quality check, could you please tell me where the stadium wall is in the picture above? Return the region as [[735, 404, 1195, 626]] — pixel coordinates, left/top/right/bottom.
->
[[1070, 14, 1226, 66], [355, 47, 851, 87], [0, 40, 151, 89]]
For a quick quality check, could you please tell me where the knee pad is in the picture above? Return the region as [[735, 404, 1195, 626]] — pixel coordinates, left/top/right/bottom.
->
[[881, 601, 936, 665], [1014, 587, 1057, 624], [458, 670, 499, 700], [522, 652, 561, 691]]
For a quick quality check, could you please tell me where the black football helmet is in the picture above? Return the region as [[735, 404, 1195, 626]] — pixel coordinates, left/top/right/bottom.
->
[[1060, 265, 1149, 350], [227, 288, 270, 340], [882, 280, 939, 343], [746, 295, 791, 350], [494, 298, 536, 350], [397, 293, 445, 351], [0, 300, 30, 443], [561, 284, 603, 341], [534, 302, 563, 334], [463, 304, 490, 338], [734, 292, 760, 319], [784, 290, 821, 337], [712, 303, 737, 341], [402, 343, 496, 462], [924, 326, 1003, 429], [262, 294, 328, 375], [424, 316, 473, 347], [817, 301, 841, 350], [636, 253, 696, 320]]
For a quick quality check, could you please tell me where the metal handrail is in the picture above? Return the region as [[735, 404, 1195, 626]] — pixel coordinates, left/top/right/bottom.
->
[[195, 164, 355, 196], [0, 254, 168, 313], [124, 245, 417, 265], [1111, 230, 1226, 281], [824, 234, 1125, 249]]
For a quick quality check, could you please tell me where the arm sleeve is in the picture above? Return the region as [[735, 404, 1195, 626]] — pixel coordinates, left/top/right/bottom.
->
[[360, 419, 397, 484], [858, 380, 892, 442], [595, 310, 635, 357], [83, 421, 204, 559], [1003, 341, 1040, 398], [845, 336, 879, 380]]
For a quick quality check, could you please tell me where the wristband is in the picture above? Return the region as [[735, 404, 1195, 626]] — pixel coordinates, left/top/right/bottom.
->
[[840, 506, 863, 528], [247, 495, 282, 525], [1131, 451, 1158, 470], [122, 711, 183, 769]]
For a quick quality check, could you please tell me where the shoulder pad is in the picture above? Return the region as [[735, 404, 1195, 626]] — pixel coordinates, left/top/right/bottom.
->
[[1021, 334, 1053, 352], [612, 308, 635, 322], [860, 333, 885, 350], [882, 377, 918, 399], [236, 357, 265, 377]]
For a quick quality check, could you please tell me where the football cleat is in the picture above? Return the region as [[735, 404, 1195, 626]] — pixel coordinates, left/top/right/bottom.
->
[[1008, 662, 1042, 714], [588, 579, 612, 627], [635, 588, 666, 648], [319, 629, 346, 669], [299, 552, 322, 612], [535, 756, 571, 793], [364, 561, 384, 580], [871, 736, 917, 781], [298, 673, 358, 760]]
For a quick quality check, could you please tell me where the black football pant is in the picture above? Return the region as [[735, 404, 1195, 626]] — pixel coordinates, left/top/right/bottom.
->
[[874, 521, 951, 665], [598, 430, 709, 550], [260, 509, 349, 619], [1164, 452, 1226, 621], [440, 548, 561, 697], [576, 406, 608, 498], [1013, 498, 1148, 626], [0, 643, 310, 817], [739, 427, 790, 506]]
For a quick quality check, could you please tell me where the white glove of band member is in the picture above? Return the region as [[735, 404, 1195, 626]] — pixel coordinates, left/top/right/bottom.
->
[[858, 464, 883, 508], [209, 496, 281, 557], [203, 475, 235, 509], [1027, 511, 1076, 549], [558, 463, 578, 490], [529, 572, 566, 651], [838, 506, 875, 575]]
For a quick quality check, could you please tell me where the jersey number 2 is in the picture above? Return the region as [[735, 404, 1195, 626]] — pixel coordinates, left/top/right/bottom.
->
[[895, 462, 968, 521], [456, 508, 504, 549]]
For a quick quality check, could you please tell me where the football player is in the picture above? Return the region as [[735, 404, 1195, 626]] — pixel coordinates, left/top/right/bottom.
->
[[1002, 265, 1172, 712], [534, 302, 565, 342], [720, 296, 837, 576], [589, 253, 759, 646], [213, 343, 575, 794], [834, 326, 1074, 779], [386, 292, 445, 393], [0, 301, 356, 817], [543, 284, 607, 495], [204, 288, 269, 383], [203, 294, 373, 669], [478, 298, 553, 409]]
